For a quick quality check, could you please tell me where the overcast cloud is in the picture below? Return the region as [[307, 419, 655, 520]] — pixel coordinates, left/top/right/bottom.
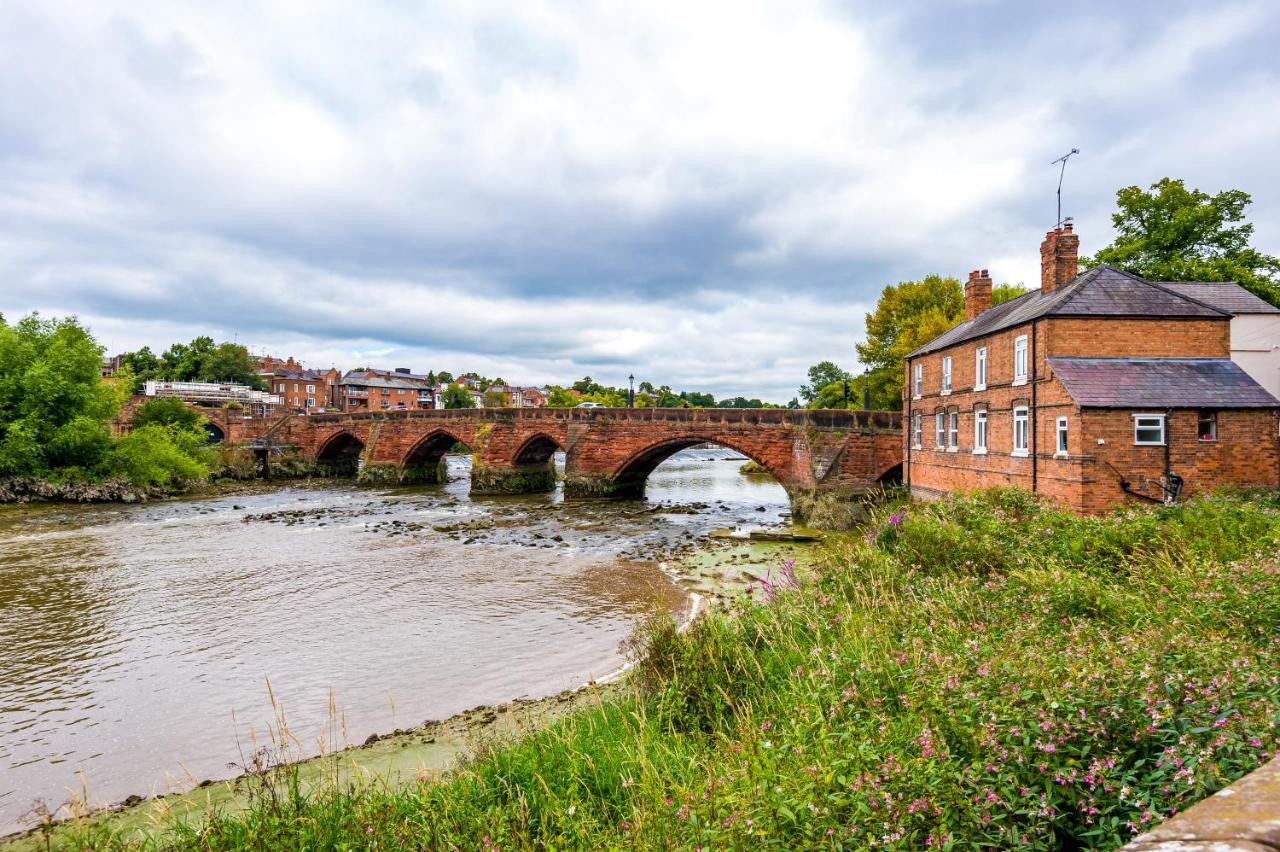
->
[[3, 0, 1278, 401]]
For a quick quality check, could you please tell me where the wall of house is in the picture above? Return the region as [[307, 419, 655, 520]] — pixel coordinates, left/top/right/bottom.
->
[[1231, 314, 1280, 400], [1046, 318, 1230, 358], [1078, 409, 1280, 513]]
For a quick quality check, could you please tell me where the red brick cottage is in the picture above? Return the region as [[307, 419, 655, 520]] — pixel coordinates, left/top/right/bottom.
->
[[903, 226, 1280, 513]]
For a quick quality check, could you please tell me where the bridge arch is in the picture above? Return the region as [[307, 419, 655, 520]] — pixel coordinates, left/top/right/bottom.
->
[[604, 435, 789, 499], [203, 422, 225, 444], [401, 429, 470, 485], [513, 433, 564, 467], [316, 431, 364, 475]]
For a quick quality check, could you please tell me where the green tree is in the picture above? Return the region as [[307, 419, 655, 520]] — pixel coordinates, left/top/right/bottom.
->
[[109, 424, 213, 487], [482, 389, 512, 408], [1082, 178, 1280, 306], [436, 371, 454, 384], [200, 342, 264, 389], [0, 314, 125, 478], [680, 390, 716, 408], [799, 361, 851, 404], [546, 388, 579, 408], [638, 380, 656, 395], [441, 383, 473, 409], [121, 347, 161, 392], [132, 398, 202, 431]]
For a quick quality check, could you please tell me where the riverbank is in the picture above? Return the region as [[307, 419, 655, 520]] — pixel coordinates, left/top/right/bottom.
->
[[0, 533, 820, 850], [21, 487, 1280, 850]]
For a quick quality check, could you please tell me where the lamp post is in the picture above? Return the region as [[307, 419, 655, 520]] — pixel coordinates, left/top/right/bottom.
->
[[628, 373, 635, 408], [863, 368, 871, 411]]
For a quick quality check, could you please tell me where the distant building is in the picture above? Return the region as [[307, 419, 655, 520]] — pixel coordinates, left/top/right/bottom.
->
[[339, 368, 436, 411], [904, 225, 1280, 513], [1159, 283, 1280, 400], [100, 354, 126, 378], [256, 356, 341, 413], [144, 380, 282, 417]]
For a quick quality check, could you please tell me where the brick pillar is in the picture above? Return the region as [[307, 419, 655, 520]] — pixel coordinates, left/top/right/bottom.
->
[[1040, 224, 1079, 294], [964, 269, 992, 321]]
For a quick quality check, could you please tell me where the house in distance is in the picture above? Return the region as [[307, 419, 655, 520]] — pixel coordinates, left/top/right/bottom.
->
[[904, 225, 1280, 513]]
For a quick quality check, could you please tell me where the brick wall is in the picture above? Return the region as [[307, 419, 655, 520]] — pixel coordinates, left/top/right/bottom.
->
[[1047, 318, 1230, 358]]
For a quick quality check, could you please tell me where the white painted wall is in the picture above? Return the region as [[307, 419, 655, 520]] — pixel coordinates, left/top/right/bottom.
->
[[1232, 314, 1280, 400]]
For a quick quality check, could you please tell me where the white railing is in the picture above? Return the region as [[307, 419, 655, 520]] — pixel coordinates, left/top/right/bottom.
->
[[144, 380, 283, 406]]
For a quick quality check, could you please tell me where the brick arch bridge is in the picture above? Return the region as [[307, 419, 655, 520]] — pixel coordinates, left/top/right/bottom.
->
[[217, 407, 902, 505]]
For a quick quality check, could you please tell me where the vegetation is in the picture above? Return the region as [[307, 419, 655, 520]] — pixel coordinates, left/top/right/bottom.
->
[[482, 389, 512, 408], [1083, 177, 1280, 307], [0, 314, 215, 491], [65, 488, 1280, 849], [441, 384, 474, 409], [121, 337, 265, 393]]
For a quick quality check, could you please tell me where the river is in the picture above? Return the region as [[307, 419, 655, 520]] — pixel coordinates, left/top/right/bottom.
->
[[0, 448, 789, 835]]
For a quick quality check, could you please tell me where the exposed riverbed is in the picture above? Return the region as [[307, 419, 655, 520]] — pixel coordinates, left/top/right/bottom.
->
[[0, 448, 793, 836]]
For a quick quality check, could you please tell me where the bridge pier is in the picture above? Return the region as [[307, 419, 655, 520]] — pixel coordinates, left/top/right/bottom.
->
[[562, 471, 646, 499], [471, 460, 556, 495]]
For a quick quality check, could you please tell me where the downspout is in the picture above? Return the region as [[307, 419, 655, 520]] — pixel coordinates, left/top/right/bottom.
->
[[1030, 320, 1039, 493], [904, 357, 912, 491]]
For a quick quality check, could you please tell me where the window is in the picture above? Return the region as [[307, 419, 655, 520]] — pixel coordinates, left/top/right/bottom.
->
[[1055, 417, 1068, 456], [974, 409, 988, 453], [947, 412, 958, 449], [1013, 335, 1029, 384], [1134, 414, 1166, 446], [1012, 407, 1029, 455], [912, 412, 922, 448], [305, 397, 315, 408], [913, 363, 923, 398], [975, 347, 987, 390], [305, 384, 315, 394], [941, 357, 952, 394], [1198, 411, 1217, 442], [276, 383, 285, 393], [935, 412, 945, 448]]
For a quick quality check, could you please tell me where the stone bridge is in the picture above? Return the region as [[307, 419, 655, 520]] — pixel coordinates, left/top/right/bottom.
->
[[216, 407, 902, 503]]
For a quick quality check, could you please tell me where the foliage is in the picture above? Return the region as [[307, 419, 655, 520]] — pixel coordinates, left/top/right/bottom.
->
[[716, 396, 775, 409], [482, 389, 512, 408], [441, 384, 474, 409], [1082, 178, 1280, 306], [0, 313, 125, 479], [121, 337, 266, 392], [131, 398, 202, 431], [799, 360, 851, 404], [109, 424, 214, 487], [106, 489, 1280, 851], [546, 387, 581, 408]]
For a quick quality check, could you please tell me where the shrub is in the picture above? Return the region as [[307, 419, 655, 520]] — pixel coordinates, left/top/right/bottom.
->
[[109, 424, 214, 487], [131, 397, 202, 431]]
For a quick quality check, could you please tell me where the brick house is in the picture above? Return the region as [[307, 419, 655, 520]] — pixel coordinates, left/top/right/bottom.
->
[[338, 368, 436, 412], [1159, 283, 1280, 399], [257, 357, 341, 413], [904, 226, 1280, 513]]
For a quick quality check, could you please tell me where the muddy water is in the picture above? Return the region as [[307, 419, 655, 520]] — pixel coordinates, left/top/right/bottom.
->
[[0, 448, 788, 834]]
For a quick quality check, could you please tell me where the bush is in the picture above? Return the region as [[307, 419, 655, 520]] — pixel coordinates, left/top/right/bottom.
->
[[109, 424, 214, 487], [131, 397, 202, 431]]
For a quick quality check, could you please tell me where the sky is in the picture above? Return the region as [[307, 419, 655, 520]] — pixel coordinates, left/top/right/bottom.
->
[[2, 1, 1278, 402]]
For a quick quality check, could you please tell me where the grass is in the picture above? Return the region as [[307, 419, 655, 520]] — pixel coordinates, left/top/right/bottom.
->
[[46, 488, 1280, 849]]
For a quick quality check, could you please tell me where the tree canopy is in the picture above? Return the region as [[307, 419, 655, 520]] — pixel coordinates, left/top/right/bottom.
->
[[441, 384, 474, 409], [1082, 178, 1280, 306]]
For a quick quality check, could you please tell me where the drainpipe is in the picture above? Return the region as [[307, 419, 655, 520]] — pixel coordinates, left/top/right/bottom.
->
[[1030, 320, 1039, 493], [904, 357, 912, 491]]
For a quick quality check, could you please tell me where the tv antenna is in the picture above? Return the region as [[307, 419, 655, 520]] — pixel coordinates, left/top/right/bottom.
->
[[1051, 148, 1079, 229]]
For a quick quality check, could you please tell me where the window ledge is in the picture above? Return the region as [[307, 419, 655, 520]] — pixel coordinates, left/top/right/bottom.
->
[[1135, 442, 1166, 447], [1011, 450, 1029, 458], [974, 384, 986, 392], [1011, 378, 1028, 387], [912, 394, 921, 401], [1053, 452, 1068, 459], [946, 446, 959, 453], [972, 448, 988, 455], [940, 389, 951, 396]]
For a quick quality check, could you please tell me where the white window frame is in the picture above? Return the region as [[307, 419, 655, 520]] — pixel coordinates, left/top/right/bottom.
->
[[912, 412, 922, 448], [1012, 406, 1029, 456], [1055, 416, 1068, 457], [973, 409, 988, 454], [1134, 413, 1166, 446], [913, 363, 923, 399], [276, 383, 285, 393], [305, 384, 316, 394], [941, 357, 952, 395], [975, 347, 987, 391], [947, 411, 959, 450], [935, 412, 945, 448], [1013, 335, 1029, 386], [305, 397, 315, 408]]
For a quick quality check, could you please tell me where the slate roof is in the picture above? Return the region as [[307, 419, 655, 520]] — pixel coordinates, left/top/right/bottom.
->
[[1156, 282, 1280, 315], [1048, 358, 1280, 408], [909, 265, 1230, 357]]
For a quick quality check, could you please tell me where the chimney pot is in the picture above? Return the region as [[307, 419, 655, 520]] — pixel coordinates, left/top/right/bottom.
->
[[964, 268, 993, 321]]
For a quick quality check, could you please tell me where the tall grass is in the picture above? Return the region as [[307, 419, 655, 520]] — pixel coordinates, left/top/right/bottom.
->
[[65, 489, 1280, 850]]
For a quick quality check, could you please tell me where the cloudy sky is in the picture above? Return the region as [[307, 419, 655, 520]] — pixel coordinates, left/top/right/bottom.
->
[[3, 1, 1278, 401]]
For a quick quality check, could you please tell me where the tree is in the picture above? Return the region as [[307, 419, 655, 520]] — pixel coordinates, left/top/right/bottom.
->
[[482, 389, 512, 407], [201, 342, 264, 389], [0, 313, 125, 478], [546, 388, 579, 408], [1082, 178, 1280, 306], [436, 371, 454, 384], [799, 361, 851, 404], [441, 384, 473, 409], [121, 347, 161, 392], [110, 424, 213, 487], [638, 380, 656, 395], [679, 390, 716, 408], [132, 398, 202, 431]]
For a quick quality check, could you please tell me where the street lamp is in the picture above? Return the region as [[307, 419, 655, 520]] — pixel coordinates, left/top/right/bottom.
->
[[628, 374, 635, 408], [863, 368, 871, 411]]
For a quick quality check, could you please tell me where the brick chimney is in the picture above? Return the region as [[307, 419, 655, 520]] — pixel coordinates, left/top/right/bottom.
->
[[964, 269, 992, 321], [1040, 224, 1079, 294]]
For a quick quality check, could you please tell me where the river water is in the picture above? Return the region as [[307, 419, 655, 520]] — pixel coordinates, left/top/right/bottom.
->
[[0, 448, 789, 834]]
